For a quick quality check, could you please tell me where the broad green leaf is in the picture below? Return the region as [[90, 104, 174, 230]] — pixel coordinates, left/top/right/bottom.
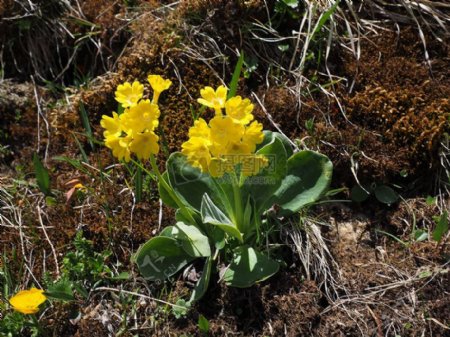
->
[[134, 236, 195, 281], [167, 153, 218, 211], [432, 211, 449, 242], [175, 222, 211, 257], [45, 279, 74, 302], [274, 150, 332, 216], [351, 184, 370, 202], [201, 194, 243, 242], [211, 227, 225, 250], [175, 208, 201, 225], [223, 246, 279, 288], [374, 185, 398, 205], [245, 137, 287, 214], [158, 171, 178, 208], [190, 256, 213, 303], [257, 131, 293, 158], [33, 153, 51, 196], [159, 225, 179, 238]]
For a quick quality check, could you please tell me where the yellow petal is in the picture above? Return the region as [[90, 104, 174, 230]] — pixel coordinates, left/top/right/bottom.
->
[[9, 288, 47, 314], [115, 81, 144, 108]]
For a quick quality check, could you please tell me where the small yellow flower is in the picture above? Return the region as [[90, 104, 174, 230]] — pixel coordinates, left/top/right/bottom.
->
[[129, 130, 160, 160], [148, 75, 172, 104], [225, 141, 252, 156], [181, 137, 212, 172], [104, 133, 132, 162], [242, 121, 264, 152], [115, 81, 144, 108], [101, 112, 122, 138], [209, 116, 245, 156], [225, 96, 254, 125], [123, 99, 160, 133], [189, 118, 210, 140], [197, 85, 228, 115], [9, 288, 47, 314]]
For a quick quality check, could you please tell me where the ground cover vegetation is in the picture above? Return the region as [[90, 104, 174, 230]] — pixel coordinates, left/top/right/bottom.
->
[[0, 0, 449, 336]]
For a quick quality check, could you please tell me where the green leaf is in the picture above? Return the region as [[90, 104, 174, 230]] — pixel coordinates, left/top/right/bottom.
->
[[72, 282, 89, 299], [45, 279, 74, 302], [223, 246, 279, 288], [414, 229, 428, 242], [351, 184, 371, 202], [159, 225, 179, 238], [258, 131, 293, 157], [172, 299, 190, 319], [159, 171, 178, 208], [33, 153, 51, 196], [432, 211, 449, 242], [78, 101, 94, 150], [274, 150, 332, 216], [374, 185, 398, 205], [245, 136, 287, 214], [201, 194, 243, 242], [211, 227, 225, 250], [175, 222, 211, 257], [426, 195, 436, 206], [190, 257, 213, 303], [167, 153, 218, 211], [134, 236, 195, 281], [228, 52, 245, 99], [198, 314, 210, 333], [282, 0, 299, 8], [278, 44, 290, 52], [109, 272, 131, 280], [312, 0, 340, 38]]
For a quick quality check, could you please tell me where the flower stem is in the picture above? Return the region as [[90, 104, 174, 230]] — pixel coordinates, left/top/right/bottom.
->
[[231, 172, 244, 233], [149, 154, 196, 225]]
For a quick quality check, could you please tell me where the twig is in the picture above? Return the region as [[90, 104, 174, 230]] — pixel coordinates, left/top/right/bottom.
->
[[37, 206, 60, 278], [94, 287, 187, 309]]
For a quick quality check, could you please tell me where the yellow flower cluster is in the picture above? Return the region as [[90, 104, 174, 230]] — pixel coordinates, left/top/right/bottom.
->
[[182, 85, 267, 177], [9, 288, 47, 314], [101, 75, 172, 162]]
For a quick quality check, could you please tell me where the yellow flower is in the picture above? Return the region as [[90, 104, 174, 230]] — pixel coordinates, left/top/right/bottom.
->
[[181, 137, 212, 172], [225, 96, 254, 125], [123, 99, 160, 133], [100, 112, 122, 138], [197, 85, 228, 115], [225, 141, 252, 156], [209, 116, 244, 156], [115, 81, 144, 108], [189, 118, 210, 140], [148, 75, 172, 104], [104, 133, 132, 162], [9, 288, 47, 314], [129, 130, 159, 160], [242, 121, 264, 152]]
